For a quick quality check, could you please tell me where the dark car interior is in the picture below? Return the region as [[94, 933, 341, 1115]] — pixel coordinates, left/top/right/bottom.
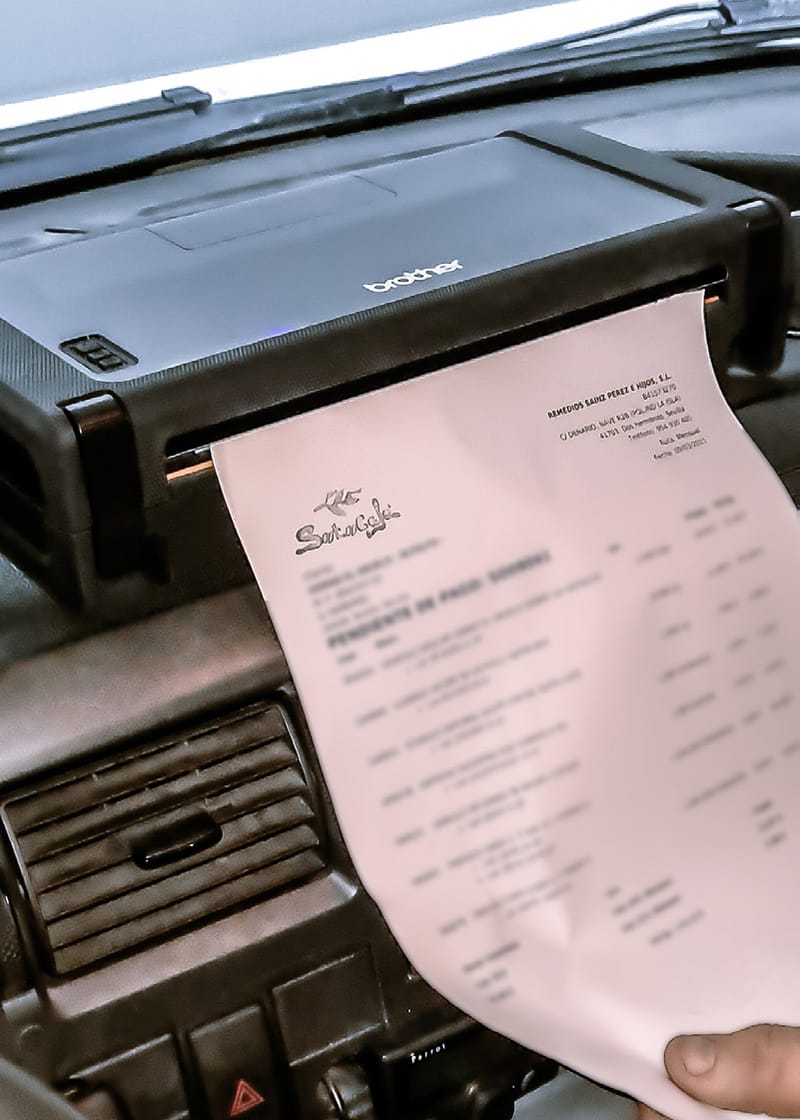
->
[[1, 14, 800, 1119]]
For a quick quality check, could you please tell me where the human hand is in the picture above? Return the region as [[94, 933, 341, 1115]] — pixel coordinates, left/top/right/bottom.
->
[[638, 1026, 800, 1119]]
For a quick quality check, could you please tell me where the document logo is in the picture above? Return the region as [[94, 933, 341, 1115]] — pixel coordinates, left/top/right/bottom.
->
[[313, 488, 362, 517], [363, 260, 463, 294], [296, 487, 400, 555]]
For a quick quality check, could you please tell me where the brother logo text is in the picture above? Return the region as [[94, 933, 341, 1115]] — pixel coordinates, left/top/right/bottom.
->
[[363, 260, 463, 294]]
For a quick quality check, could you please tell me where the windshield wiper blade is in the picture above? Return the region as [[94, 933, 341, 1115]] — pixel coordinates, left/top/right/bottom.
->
[[455, 2, 733, 63], [398, 1, 800, 108], [2, 0, 800, 207], [0, 78, 413, 206], [157, 4, 737, 145]]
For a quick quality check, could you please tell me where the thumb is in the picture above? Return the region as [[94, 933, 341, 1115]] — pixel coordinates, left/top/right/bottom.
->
[[664, 1025, 800, 1116]]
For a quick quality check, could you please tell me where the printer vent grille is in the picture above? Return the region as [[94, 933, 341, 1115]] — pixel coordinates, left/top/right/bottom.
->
[[3, 703, 324, 975]]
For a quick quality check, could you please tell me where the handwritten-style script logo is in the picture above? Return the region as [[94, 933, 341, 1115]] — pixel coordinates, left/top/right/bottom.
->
[[296, 487, 401, 555]]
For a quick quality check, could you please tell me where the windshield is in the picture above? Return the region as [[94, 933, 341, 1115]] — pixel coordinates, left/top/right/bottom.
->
[[0, 0, 783, 130]]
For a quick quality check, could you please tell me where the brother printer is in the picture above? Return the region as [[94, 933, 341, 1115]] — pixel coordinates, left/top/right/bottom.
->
[[0, 121, 795, 1120]]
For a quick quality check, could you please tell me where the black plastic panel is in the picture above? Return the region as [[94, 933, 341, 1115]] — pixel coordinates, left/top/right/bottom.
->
[[4, 704, 323, 974]]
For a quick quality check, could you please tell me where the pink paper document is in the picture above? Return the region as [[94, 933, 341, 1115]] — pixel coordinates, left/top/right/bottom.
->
[[212, 291, 800, 1120]]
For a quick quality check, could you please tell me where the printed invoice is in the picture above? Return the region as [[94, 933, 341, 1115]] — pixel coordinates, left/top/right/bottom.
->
[[212, 291, 800, 1120]]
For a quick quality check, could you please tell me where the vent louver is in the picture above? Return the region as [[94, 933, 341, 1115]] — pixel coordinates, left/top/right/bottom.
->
[[3, 703, 324, 975]]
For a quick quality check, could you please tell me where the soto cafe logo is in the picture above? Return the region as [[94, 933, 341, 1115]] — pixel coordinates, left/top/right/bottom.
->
[[295, 487, 401, 555]]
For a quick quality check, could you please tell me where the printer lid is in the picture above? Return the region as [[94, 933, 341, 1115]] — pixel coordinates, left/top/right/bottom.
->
[[0, 135, 697, 382]]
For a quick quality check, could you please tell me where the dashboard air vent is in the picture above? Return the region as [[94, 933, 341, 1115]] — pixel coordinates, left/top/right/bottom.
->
[[3, 703, 323, 974]]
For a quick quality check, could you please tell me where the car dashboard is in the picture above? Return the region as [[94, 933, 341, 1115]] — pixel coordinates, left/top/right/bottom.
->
[[0, 58, 799, 1120]]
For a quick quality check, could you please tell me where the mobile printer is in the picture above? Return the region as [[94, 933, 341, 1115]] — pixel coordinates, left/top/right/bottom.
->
[[0, 124, 793, 1120], [0, 124, 792, 620]]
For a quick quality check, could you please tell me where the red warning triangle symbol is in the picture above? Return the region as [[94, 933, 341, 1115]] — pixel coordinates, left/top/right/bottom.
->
[[229, 1078, 265, 1117]]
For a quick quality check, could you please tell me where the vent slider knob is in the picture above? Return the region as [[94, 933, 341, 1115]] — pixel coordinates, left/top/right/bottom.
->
[[131, 810, 222, 870]]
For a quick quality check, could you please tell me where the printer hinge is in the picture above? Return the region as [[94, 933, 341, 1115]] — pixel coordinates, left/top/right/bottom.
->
[[60, 392, 152, 582], [729, 197, 791, 374]]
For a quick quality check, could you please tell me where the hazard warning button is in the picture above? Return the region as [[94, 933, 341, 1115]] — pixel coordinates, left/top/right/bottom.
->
[[229, 1078, 264, 1117], [190, 1006, 275, 1120]]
